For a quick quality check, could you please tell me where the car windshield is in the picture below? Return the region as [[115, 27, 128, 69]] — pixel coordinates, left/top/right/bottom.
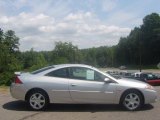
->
[[147, 74, 158, 79], [31, 66, 55, 74]]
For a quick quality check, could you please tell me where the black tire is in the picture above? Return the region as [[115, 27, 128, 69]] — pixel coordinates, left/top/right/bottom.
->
[[27, 90, 49, 111], [120, 90, 143, 111]]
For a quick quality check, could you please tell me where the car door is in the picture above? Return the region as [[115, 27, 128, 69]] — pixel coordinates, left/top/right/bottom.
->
[[68, 67, 117, 103], [44, 67, 72, 103]]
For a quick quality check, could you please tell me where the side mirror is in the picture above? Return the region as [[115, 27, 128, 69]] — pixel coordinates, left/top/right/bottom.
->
[[104, 78, 112, 83]]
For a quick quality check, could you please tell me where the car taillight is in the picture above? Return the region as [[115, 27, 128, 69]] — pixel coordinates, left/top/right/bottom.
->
[[15, 76, 23, 84]]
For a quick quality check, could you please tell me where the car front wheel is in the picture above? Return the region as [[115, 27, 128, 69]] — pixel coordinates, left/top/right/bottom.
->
[[121, 90, 143, 111]]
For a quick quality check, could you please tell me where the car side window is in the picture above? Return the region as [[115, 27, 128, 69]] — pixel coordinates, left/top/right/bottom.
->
[[69, 67, 89, 80], [69, 67, 105, 81], [45, 68, 68, 78], [94, 71, 106, 81]]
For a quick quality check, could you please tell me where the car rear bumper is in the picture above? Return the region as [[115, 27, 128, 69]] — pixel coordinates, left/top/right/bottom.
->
[[10, 83, 26, 101]]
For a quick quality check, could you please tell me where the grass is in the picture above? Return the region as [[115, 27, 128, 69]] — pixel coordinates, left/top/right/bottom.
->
[[0, 85, 9, 94]]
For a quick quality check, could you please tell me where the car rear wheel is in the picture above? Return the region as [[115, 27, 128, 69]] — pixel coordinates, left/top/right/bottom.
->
[[27, 90, 49, 110], [121, 90, 143, 111]]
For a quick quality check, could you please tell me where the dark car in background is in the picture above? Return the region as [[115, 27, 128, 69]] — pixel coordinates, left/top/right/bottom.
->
[[107, 70, 160, 86], [137, 73, 160, 86]]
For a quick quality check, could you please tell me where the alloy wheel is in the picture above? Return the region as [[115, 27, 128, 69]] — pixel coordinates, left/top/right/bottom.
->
[[29, 93, 46, 110], [123, 93, 140, 110]]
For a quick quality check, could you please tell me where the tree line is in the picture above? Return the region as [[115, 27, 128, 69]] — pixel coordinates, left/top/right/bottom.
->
[[116, 13, 160, 67], [0, 13, 160, 85]]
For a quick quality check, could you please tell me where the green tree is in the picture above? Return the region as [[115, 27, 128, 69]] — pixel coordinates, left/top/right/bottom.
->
[[115, 13, 160, 67], [0, 29, 22, 85], [21, 48, 47, 71], [53, 41, 81, 64]]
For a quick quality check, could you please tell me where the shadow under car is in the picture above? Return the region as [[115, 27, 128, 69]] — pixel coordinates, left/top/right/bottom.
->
[[3, 100, 154, 112]]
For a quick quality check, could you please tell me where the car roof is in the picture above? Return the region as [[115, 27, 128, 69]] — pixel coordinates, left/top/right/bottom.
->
[[53, 64, 93, 68], [32, 64, 95, 75]]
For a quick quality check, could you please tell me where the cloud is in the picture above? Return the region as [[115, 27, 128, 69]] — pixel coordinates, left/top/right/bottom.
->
[[0, 11, 131, 51], [0, 0, 159, 51], [65, 12, 92, 21], [0, 16, 9, 24]]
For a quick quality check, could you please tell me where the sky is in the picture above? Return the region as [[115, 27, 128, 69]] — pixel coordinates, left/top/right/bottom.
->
[[0, 0, 160, 51]]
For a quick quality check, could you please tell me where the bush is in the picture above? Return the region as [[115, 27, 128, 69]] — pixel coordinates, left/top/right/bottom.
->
[[0, 72, 14, 86]]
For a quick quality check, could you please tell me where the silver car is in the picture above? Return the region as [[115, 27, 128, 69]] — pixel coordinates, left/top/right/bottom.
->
[[10, 64, 157, 111]]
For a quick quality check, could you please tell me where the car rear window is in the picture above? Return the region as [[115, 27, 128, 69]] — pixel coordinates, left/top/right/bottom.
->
[[45, 68, 68, 78], [32, 66, 54, 74]]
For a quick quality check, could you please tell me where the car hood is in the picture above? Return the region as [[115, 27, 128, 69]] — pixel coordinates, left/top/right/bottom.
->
[[117, 78, 149, 88]]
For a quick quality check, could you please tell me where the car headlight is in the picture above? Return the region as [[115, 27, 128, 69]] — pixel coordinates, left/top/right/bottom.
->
[[145, 84, 154, 90]]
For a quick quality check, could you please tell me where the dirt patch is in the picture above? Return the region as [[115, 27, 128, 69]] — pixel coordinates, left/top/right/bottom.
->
[[0, 86, 9, 94]]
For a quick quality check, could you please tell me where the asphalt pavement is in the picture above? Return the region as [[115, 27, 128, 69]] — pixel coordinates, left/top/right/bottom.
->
[[0, 87, 160, 120]]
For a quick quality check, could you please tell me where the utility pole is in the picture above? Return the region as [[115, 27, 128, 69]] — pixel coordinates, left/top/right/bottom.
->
[[139, 32, 142, 72], [139, 46, 142, 72]]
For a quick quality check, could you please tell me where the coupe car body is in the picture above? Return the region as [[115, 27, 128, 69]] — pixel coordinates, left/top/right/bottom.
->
[[10, 64, 157, 111]]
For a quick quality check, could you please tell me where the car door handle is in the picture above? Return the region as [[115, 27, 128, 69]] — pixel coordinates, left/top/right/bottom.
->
[[71, 84, 77, 86]]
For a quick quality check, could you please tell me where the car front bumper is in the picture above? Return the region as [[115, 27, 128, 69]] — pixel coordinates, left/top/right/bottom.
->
[[143, 89, 158, 104]]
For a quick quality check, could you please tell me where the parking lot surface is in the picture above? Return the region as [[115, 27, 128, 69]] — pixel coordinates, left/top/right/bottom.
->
[[0, 87, 160, 120]]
